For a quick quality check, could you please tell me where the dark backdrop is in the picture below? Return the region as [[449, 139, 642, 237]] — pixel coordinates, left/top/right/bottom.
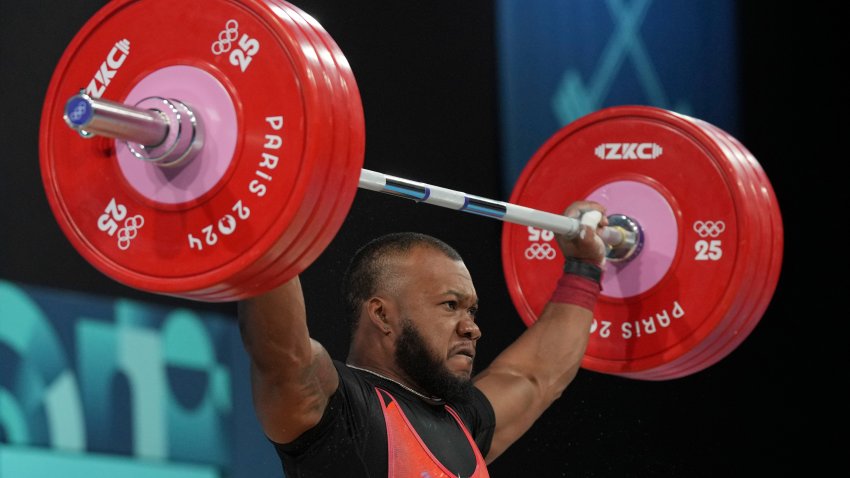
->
[[1, 1, 842, 476]]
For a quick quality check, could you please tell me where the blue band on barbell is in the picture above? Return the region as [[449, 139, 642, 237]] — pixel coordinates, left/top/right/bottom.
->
[[384, 178, 430, 202], [461, 197, 507, 219]]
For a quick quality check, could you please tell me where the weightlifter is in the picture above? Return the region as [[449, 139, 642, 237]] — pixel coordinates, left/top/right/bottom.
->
[[237, 201, 608, 476]]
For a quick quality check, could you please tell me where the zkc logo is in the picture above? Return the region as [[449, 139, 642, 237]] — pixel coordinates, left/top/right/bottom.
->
[[595, 143, 662, 160]]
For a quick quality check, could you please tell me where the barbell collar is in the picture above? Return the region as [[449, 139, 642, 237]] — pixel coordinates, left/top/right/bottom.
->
[[63, 93, 203, 167], [64, 92, 168, 146], [604, 215, 643, 263]]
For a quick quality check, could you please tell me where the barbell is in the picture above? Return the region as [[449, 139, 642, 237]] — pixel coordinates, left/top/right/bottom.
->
[[39, 0, 783, 380]]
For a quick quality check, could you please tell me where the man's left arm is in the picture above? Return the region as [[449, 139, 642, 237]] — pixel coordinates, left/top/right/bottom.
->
[[473, 201, 606, 463]]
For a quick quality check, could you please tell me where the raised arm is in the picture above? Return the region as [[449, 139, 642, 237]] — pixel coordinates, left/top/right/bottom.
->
[[237, 277, 338, 444], [473, 201, 607, 462]]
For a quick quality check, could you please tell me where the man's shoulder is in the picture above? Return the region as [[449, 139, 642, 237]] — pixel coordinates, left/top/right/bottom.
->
[[330, 360, 383, 404]]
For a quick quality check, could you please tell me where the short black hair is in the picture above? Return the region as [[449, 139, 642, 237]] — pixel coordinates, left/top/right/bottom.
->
[[341, 232, 462, 331]]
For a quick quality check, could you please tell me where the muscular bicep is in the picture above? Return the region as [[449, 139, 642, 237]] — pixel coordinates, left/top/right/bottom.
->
[[238, 278, 340, 444], [473, 303, 593, 462], [251, 339, 338, 444], [473, 365, 544, 462]]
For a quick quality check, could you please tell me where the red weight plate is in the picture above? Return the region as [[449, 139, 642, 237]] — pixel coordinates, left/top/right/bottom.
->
[[265, 2, 355, 282], [236, 1, 366, 299], [644, 124, 783, 380], [201, 0, 354, 300], [188, 0, 356, 300], [203, 0, 368, 301], [717, 131, 783, 353], [279, 2, 366, 276], [627, 119, 758, 379], [663, 122, 771, 378], [502, 106, 756, 377], [40, 0, 335, 300], [660, 122, 778, 380], [653, 123, 783, 379], [722, 131, 783, 287], [632, 119, 770, 379], [311, 14, 367, 233], [195, 0, 343, 300], [291, 1, 366, 179]]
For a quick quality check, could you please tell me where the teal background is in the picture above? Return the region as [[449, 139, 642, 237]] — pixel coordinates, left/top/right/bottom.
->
[[0, 280, 278, 477]]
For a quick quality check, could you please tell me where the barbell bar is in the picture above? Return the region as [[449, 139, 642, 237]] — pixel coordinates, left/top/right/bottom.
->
[[63, 92, 637, 252]]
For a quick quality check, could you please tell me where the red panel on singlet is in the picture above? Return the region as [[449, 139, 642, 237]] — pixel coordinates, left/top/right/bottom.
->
[[375, 387, 490, 478]]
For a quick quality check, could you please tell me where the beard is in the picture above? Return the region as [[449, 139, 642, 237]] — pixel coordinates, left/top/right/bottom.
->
[[395, 318, 473, 403]]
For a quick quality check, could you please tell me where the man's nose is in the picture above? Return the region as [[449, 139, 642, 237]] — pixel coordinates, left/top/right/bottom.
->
[[457, 318, 481, 341]]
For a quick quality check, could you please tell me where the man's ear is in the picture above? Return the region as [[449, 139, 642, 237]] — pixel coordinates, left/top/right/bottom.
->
[[366, 297, 392, 335]]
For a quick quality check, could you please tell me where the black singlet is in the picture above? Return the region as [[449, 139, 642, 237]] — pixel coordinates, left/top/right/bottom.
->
[[274, 360, 496, 477]]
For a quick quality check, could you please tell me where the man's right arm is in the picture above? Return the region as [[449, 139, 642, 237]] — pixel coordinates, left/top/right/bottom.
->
[[237, 277, 339, 444]]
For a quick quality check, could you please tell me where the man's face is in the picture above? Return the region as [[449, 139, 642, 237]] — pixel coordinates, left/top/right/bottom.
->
[[388, 246, 481, 400], [395, 317, 472, 401]]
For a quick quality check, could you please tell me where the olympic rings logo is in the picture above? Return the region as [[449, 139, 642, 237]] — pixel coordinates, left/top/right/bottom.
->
[[211, 19, 240, 55], [525, 242, 557, 260], [117, 215, 145, 251], [68, 102, 88, 123], [693, 220, 725, 238]]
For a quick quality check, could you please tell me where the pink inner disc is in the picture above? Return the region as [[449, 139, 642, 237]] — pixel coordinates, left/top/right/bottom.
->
[[586, 180, 678, 298], [116, 65, 237, 205]]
